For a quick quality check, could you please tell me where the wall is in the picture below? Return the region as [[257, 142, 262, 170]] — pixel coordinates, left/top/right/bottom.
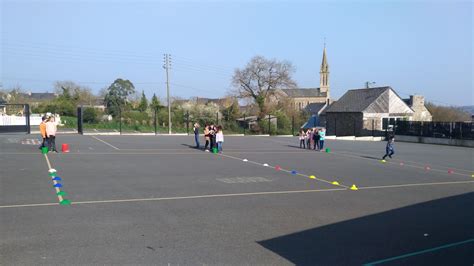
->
[[326, 112, 363, 136]]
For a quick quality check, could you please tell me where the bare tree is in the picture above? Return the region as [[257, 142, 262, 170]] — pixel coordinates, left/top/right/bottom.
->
[[232, 56, 297, 116], [54, 81, 95, 106]]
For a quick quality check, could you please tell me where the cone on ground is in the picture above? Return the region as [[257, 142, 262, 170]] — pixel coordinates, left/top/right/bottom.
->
[[448, 169, 454, 174], [332, 181, 340, 185], [41, 147, 48, 154], [381, 160, 386, 163], [59, 199, 71, 205], [61, 143, 70, 153], [243, 159, 248, 162], [309, 175, 316, 179], [291, 170, 297, 175], [325, 148, 331, 153], [350, 184, 358, 190], [263, 163, 269, 167], [275, 165, 281, 171], [56, 191, 67, 196]]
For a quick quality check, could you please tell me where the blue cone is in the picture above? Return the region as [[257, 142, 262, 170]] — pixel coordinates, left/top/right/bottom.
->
[[291, 170, 297, 175], [53, 183, 63, 188], [52, 176, 62, 181]]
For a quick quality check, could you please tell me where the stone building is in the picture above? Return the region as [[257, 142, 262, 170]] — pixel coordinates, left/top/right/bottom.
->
[[275, 46, 331, 110], [403, 95, 432, 121], [325, 86, 419, 136]]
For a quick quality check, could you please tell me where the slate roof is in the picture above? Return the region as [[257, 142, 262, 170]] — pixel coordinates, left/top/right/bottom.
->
[[325, 87, 391, 113], [305, 103, 327, 114], [281, 88, 327, 98], [25, 92, 57, 100]]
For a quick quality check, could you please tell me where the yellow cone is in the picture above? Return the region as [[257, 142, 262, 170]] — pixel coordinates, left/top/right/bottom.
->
[[309, 175, 316, 179], [350, 184, 358, 190], [381, 160, 386, 163], [472, 174, 474, 178], [332, 181, 340, 185]]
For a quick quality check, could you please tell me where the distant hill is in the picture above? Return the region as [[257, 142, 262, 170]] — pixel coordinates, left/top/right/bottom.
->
[[458, 105, 474, 114]]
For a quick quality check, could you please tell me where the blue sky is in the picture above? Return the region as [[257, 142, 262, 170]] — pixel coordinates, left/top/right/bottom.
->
[[1, 0, 472, 105]]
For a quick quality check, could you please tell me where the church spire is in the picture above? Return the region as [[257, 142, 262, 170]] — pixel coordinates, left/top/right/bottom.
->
[[319, 45, 330, 97]]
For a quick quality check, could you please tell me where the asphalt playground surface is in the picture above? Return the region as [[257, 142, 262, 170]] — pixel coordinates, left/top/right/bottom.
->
[[1, 134, 473, 265]]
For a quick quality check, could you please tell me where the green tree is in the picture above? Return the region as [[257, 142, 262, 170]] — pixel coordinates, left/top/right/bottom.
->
[[104, 78, 135, 117], [83, 107, 99, 123], [224, 99, 240, 122], [150, 93, 162, 111], [137, 91, 148, 112]]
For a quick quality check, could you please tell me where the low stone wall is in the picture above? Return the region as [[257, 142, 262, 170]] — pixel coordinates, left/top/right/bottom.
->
[[395, 135, 474, 148]]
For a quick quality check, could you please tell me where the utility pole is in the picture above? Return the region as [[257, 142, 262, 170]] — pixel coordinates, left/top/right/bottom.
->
[[163, 54, 172, 134]]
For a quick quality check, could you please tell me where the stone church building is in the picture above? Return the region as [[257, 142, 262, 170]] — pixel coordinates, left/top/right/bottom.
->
[[275, 47, 331, 110]]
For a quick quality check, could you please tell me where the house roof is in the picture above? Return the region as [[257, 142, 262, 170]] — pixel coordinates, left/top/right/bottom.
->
[[305, 102, 327, 114], [24, 92, 57, 100], [325, 87, 391, 112], [281, 88, 327, 98]]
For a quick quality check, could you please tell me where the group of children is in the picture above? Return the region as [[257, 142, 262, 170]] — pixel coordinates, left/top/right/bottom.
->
[[193, 123, 224, 153], [39, 115, 59, 153], [299, 128, 326, 151]]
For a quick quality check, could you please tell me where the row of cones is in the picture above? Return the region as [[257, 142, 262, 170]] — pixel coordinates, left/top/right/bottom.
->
[[240, 159, 358, 191], [48, 169, 71, 205], [381, 160, 459, 174]]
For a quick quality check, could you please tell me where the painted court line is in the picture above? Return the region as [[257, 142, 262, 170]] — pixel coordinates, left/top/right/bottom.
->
[[364, 238, 474, 265], [328, 150, 473, 178], [218, 152, 350, 189], [90, 136, 120, 150], [44, 154, 65, 203], [1, 180, 473, 209], [0, 188, 345, 209], [338, 150, 474, 173]]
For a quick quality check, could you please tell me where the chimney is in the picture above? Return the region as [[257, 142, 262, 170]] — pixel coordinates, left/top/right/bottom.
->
[[410, 95, 424, 108]]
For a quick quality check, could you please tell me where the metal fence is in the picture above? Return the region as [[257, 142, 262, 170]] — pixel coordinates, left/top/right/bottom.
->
[[76, 106, 306, 135], [394, 120, 474, 140]]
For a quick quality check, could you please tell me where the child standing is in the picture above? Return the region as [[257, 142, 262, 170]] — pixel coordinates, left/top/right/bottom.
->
[[193, 123, 200, 149], [38, 116, 48, 150], [204, 124, 210, 151], [313, 128, 320, 150], [216, 126, 224, 153], [318, 128, 326, 151], [299, 129, 306, 149], [382, 136, 395, 160], [306, 129, 312, 149], [46, 116, 58, 153], [209, 124, 216, 151]]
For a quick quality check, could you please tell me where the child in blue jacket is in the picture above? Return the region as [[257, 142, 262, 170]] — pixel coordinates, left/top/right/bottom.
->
[[382, 136, 395, 159]]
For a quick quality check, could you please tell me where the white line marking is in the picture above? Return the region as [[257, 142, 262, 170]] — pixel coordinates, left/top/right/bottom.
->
[[44, 154, 64, 202], [218, 153, 350, 189], [338, 150, 474, 173], [2, 180, 473, 209], [359, 180, 474, 190], [0, 188, 346, 209], [90, 136, 120, 150]]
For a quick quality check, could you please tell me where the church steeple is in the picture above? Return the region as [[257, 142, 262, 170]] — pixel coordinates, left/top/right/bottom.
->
[[319, 45, 330, 98]]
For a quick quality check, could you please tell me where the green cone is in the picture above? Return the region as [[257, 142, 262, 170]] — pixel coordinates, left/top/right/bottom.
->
[[325, 148, 331, 153], [49, 172, 56, 177], [56, 191, 67, 196], [59, 199, 71, 205], [41, 147, 49, 154]]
